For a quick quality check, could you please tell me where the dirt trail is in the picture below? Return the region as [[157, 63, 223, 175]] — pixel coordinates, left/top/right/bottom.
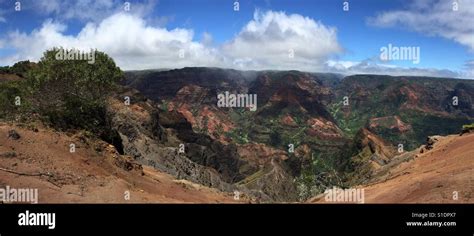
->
[[0, 123, 237, 203]]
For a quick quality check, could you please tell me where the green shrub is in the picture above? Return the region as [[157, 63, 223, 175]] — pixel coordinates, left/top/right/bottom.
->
[[0, 81, 24, 118], [24, 48, 123, 136], [462, 123, 474, 131]]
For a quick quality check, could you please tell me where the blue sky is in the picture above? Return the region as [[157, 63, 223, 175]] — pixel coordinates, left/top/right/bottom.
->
[[0, 0, 473, 78]]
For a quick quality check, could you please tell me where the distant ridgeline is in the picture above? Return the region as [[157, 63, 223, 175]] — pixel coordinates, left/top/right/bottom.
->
[[125, 68, 474, 151]]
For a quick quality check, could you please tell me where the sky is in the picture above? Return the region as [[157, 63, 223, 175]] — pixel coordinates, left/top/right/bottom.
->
[[0, 0, 473, 78]]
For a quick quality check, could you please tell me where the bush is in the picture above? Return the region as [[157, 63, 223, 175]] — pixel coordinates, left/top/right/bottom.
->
[[462, 123, 474, 134], [24, 48, 123, 135], [462, 123, 474, 130], [0, 81, 24, 118], [0, 61, 35, 77]]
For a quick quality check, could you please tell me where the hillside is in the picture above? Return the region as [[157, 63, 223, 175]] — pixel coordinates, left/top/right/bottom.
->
[[124, 67, 474, 200], [330, 74, 474, 149], [1, 60, 473, 203], [310, 131, 474, 203], [0, 122, 238, 203]]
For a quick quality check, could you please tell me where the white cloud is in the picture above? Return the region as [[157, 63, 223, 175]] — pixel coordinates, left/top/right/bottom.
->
[[464, 59, 474, 77], [325, 59, 465, 78], [0, 13, 225, 70], [368, 0, 474, 51], [0, 8, 468, 79], [201, 32, 214, 46], [0, 10, 342, 72], [222, 10, 342, 71]]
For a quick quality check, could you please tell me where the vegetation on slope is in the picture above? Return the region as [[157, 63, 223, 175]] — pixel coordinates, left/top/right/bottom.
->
[[0, 48, 123, 141]]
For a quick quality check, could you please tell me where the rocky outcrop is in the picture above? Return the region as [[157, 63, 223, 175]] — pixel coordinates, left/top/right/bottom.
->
[[7, 129, 21, 140], [419, 136, 441, 153], [368, 115, 412, 133], [346, 128, 397, 185], [105, 87, 301, 202], [107, 88, 238, 192], [242, 158, 299, 202]]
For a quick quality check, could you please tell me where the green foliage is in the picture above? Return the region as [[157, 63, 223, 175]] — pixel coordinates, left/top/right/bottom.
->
[[462, 123, 474, 129], [160, 99, 169, 111], [400, 112, 471, 149], [27, 48, 122, 100], [0, 61, 34, 77], [295, 148, 352, 201], [296, 159, 340, 200], [269, 130, 282, 146], [1, 48, 123, 139], [225, 129, 249, 144], [462, 123, 474, 131], [200, 116, 209, 134], [0, 81, 25, 118], [225, 108, 255, 144]]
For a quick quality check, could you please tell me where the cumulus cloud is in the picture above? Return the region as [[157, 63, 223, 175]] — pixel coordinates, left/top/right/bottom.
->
[[0, 10, 342, 71], [0, 8, 468, 78], [222, 10, 342, 71], [368, 0, 474, 51], [0, 13, 225, 70]]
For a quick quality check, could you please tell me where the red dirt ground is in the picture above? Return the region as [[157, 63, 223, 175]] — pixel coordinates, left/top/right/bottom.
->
[[0, 123, 238, 203]]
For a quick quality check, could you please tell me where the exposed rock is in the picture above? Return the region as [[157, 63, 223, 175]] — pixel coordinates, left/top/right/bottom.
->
[[7, 129, 21, 140], [306, 117, 343, 138], [281, 114, 297, 127], [107, 88, 240, 193], [368, 115, 412, 133], [105, 87, 303, 202], [113, 154, 144, 175], [425, 136, 440, 150], [240, 158, 299, 202], [347, 128, 397, 185], [0, 151, 17, 158]]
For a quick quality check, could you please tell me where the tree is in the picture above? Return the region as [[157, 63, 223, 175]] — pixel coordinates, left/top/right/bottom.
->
[[26, 48, 123, 133]]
